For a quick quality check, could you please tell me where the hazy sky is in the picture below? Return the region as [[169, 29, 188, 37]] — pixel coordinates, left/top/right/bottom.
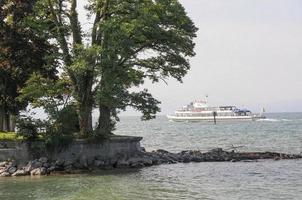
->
[[144, 0, 302, 114], [78, 0, 302, 114]]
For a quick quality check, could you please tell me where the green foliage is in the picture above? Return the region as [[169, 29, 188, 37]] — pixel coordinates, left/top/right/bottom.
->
[[7, 0, 198, 137], [0, 132, 23, 141], [93, 0, 198, 133], [16, 116, 43, 141], [56, 104, 80, 135], [0, 0, 58, 132], [19, 74, 79, 140], [19, 73, 73, 120]]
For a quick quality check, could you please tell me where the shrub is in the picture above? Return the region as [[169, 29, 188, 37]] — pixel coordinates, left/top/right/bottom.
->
[[0, 132, 22, 141], [16, 116, 42, 141], [56, 104, 80, 135]]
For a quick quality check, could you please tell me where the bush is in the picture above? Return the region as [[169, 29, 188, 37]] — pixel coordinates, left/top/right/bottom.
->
[[0, 132, 22, 141], [56, 104, 80, 135], [16, 116, 42, 141]]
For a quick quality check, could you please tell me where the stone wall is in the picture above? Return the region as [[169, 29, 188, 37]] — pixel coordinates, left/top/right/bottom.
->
[[0, 142, 30, 164], [0, 136, 142, 166]]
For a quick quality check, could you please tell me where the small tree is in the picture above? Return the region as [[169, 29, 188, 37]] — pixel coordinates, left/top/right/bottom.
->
[[19, 73, 80, 134]]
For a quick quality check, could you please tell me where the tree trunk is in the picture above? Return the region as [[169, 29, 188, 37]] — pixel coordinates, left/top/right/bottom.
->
[[2, 112, 9, 132], [9, 114, 16, 132], [97, 104, 112, 136], [0, 108, 4, 131], [78, 102, 93, 137], [0, 109, 10, 132], [74, 71, 94, 137]]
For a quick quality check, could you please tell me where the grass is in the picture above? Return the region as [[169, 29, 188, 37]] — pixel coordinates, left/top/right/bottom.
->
[[0, 132, 23, 141]]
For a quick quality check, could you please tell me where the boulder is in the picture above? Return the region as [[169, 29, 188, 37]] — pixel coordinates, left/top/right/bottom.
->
[[39, 157, 48, 164], [141, 157, 153, 166], [42, 162, 50, 168], [127, 157, 151, 168], [116, 159, 129, 168], [86, 157, 95, 166], [0, 161, 8, 167], [12, 169, 28, 176], [72, 161, 83, 169], [130, 162, 145, 168], [0, 167, 7, 174], [30, 167, 47, 176], [55, 159, 65, 167], [156, 149, 171, 154], [8, 166, 17, 174], [47, 166, 56, 172], [0, 172, 10, 177], [79, 158, 88, 169], [63, 159, 75, 168], [94, 160, 105, 168], [25, 160, 42, 172], [64, 165, 74, 172]]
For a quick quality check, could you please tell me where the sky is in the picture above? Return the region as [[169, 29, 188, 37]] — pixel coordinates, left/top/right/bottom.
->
[[78, 0, 302, 115]]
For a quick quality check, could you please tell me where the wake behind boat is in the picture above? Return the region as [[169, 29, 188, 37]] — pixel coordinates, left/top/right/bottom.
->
[[167, 97, 265, 122]]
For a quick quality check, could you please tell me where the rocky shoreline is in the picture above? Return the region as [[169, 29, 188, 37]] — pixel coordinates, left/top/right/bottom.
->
[[1, 148, 302, 177]]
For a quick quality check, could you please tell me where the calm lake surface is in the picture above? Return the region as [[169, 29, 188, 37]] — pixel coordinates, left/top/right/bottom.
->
[[1, 113, 302, 200]]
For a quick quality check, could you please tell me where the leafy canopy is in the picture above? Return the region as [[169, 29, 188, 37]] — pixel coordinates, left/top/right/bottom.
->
[[92, 0, 198, 124], [15, 0, 198, 136]]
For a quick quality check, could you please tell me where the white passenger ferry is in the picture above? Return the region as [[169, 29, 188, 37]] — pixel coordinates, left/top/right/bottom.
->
[[167, 97, 265, 122]]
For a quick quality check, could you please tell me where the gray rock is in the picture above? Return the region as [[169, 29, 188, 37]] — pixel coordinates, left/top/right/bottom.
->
[[72, 161, 82, 169], [55, 159, 64, 166], [42, 162, 50, 168], [94, 160, 105, 167], [39, 157, 48, 163], [0, 167, 7, 174], [64, 165, 74, 171], [141, 157, 153, 166], [116, 159, 129, 168], [30, 167, 47, 176], [156, 149, 170, 154], [0, 172, 10, 177], [86, 157, 95, 166], [79, 158, 88, 168], [25, 160, 42, 172], [130, 162, 145, 168], [63, 159, 75, 167], [0, 161, 8, 167], [3, 161, 15, 169], [8, 166, 17, 174], [127, 157, 148, 168], [47, 166, 56, 172], [127, 157, 142, 164], [12, 169, 28, 176]]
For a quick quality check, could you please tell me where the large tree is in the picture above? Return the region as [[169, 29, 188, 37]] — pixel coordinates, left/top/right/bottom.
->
[[0, 0, 57, 132], [94, 0, 198, 135], [32, 0, 197, 136]]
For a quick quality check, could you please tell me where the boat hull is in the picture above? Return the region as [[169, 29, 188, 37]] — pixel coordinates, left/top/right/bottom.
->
[[166, 115, 264, 122]]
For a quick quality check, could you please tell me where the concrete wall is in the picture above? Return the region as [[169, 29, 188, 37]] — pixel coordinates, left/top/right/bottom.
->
[[0, 142, 31, 164], [0, 136, 142, 165]]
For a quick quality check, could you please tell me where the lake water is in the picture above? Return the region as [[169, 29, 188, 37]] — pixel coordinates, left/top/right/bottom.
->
[[1, 113, 302, 200]]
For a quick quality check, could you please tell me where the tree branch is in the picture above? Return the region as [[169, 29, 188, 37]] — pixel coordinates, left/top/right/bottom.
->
[[68, 0, 82, 46], [47, 0, 77, 85], [91, 11, 100, 45]]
